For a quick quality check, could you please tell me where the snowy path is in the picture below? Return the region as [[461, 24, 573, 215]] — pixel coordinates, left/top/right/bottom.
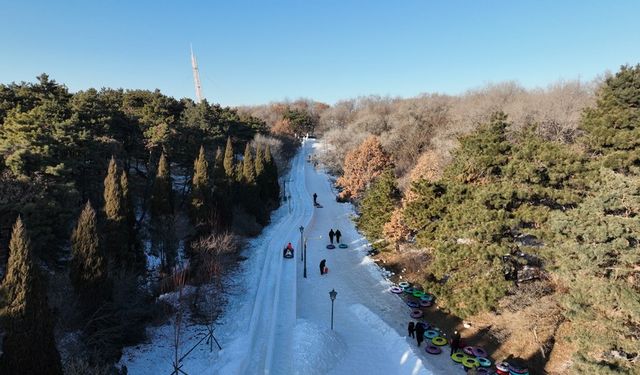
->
[[121, 140, 459, 374]]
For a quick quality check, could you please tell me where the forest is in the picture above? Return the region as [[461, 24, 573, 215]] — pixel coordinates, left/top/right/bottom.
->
[[0, 74, 289, 373], [317, 66, 639, 374]]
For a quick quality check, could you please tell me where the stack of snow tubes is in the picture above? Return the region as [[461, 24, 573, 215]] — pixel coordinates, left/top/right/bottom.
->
[[450, 346, 492, 371]]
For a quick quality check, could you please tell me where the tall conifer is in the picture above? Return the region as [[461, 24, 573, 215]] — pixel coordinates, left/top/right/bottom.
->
[[0, 217, 63, 375], [191, 145, 210, 223], [70, 201, 110, 310], [243, 143, 256, 184], [223, 137, 235, 179]]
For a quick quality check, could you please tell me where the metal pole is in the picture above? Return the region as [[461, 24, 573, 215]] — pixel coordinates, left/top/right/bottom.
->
[[331, 299, 335, 330], [303, 240, 307, 278], [300, 228, 304, 261]]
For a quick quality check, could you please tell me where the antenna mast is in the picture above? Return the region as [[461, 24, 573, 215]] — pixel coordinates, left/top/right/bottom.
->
[[190, 44, 203, 103]]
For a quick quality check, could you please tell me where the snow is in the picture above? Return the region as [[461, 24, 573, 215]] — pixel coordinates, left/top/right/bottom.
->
[[121, 139, 460, 374]]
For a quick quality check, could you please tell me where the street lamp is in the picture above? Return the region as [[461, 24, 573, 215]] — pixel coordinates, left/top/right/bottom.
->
[[329, 289, 337, 330], [299, 226, 304, 261], [303, 238, 308, 278]]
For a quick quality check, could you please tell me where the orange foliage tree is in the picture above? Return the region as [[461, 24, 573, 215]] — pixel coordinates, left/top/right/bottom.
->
[[337, 136, 392, 199]]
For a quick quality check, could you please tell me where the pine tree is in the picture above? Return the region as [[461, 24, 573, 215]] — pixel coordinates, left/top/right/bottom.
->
[[243, 143, 256, 184], [235, 159, 245, 183], [223, 137, 235, 180], [104, 156, 124, 222], [0, 217, 63, 375], [264, 144, 280, 201], [357, 169, 400, 240], [191, 145, 210, 224], [150, 151, 176, 271], [151, 151, 173, 217], [255, 144, 265, 178], [120, 170, 143, 270], [581, 64, 640, 174], [70, 201, 110, 311], [103, 156, 127, 268]]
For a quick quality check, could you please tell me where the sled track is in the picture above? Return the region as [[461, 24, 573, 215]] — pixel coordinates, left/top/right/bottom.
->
[[239, 141, 314, 374]]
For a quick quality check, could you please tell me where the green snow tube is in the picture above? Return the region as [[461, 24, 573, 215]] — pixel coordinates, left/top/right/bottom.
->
[[463, 357, 480, 369], [451, 352, 467, 363], [412, 290, 425, 298], [431, 336, 447, 346]]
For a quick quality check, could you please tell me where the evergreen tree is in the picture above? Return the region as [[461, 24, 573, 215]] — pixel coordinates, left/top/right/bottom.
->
[[235, 159, 245, 183], [120, 170, 143, 270], [0, 217, 63, 375], [104, 156, 125, 222], [191, 145, 210, 224], [70, 201, 110, 311], [357, 169, 400, 240], [151, 152, 173, 217], [103, 156, 127, 268], [150, 151, 176, 271], [243, 143, 256, 184], [581, 64, 640, 174], [254, 144, 265, 178], [264, 144, 280, 201], [223, 137, 235, 180]]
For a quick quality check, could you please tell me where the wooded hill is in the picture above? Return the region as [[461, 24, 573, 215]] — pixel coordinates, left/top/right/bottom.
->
[[0, 75, 283, 373], [327, 65, 639, 374]]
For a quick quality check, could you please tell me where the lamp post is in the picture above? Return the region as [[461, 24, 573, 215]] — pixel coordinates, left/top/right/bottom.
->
[[299, 226, 304, 261], [329, 289, 337, 330], [303, 238, 308, 278]]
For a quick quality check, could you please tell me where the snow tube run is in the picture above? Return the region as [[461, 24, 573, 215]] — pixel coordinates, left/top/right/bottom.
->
[[424, 330, 439, 339], [451, 352, 467, 363], [406, 300, 419, 308], [472, 347, 488, 358], [412, 290, 425, 298], [431, 336, 447, 346], [403, 287, 414, 294], [326, 244, 336, 249], [338, 243, 348, 248], [410, 310, 423, 319], [425, 345, 441, 355], [420, 294, 434, 302], [463, 346, 474, 356], [398, 281, 410, 288], [419, 300, 432, 307], [463, 357, 480, 368], [477, 357, 492, 367], [390, 286, 403, 294]]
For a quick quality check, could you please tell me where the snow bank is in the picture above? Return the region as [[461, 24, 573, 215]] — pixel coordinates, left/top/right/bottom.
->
[[292, 319, 347, 375]]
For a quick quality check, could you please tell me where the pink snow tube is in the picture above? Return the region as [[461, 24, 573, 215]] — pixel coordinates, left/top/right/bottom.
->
[[410, 310, 423, 318], [425, 344, 442, 355]]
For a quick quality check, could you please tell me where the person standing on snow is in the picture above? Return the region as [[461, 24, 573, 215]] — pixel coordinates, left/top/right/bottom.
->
[[319, 259, 327, 275], [335, 229, 342, 244], [328, 229, 335, 244], [415, 322, 425, 347], [450, 330, 461, 355], [313, 193, 318, 205], [408, 322, 415, 338]]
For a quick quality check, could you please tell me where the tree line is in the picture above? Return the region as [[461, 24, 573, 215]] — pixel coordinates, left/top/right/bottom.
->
[[332, 65, 639, 373], [0, 75, 281, 373]]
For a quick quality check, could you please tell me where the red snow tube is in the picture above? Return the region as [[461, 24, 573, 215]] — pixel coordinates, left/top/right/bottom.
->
[[324, 267, 329, 274], [410, 310, 423, 318], [425, 345, 441, 355]]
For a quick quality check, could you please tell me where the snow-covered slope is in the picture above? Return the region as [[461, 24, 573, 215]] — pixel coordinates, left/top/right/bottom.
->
[[121, 140, 459, 374]]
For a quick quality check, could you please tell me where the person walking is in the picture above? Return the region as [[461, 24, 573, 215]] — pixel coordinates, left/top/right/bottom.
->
[[407, 322, 415, 338], [328, 229, 335, 244], [319, 259, 327, 275], [313, 193, 318, 205], [415, 321, 425, 347], [450, 330, 461, 356], [335, 229, 342, 244]]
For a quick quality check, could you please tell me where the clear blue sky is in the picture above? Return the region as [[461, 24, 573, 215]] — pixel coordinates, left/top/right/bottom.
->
[[1, 0, 639, 106]]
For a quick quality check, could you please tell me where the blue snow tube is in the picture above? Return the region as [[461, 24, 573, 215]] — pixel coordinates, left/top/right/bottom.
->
[[326, 244, 336, 249], [420, 294, 434, 302], [338, 244, 348, 249], [406, 300, 420, 308], [398, 282, 410, 288], [403, 287, 414, 294], [424, 330, 439, 339], [477, 357, 492, 367]]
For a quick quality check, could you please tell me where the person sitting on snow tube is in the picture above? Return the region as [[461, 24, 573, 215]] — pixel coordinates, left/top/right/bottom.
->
[[283, 242, 294, 258]]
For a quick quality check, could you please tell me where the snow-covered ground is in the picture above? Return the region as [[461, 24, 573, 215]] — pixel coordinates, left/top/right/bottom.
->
[[121, 140, 460, 374]]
